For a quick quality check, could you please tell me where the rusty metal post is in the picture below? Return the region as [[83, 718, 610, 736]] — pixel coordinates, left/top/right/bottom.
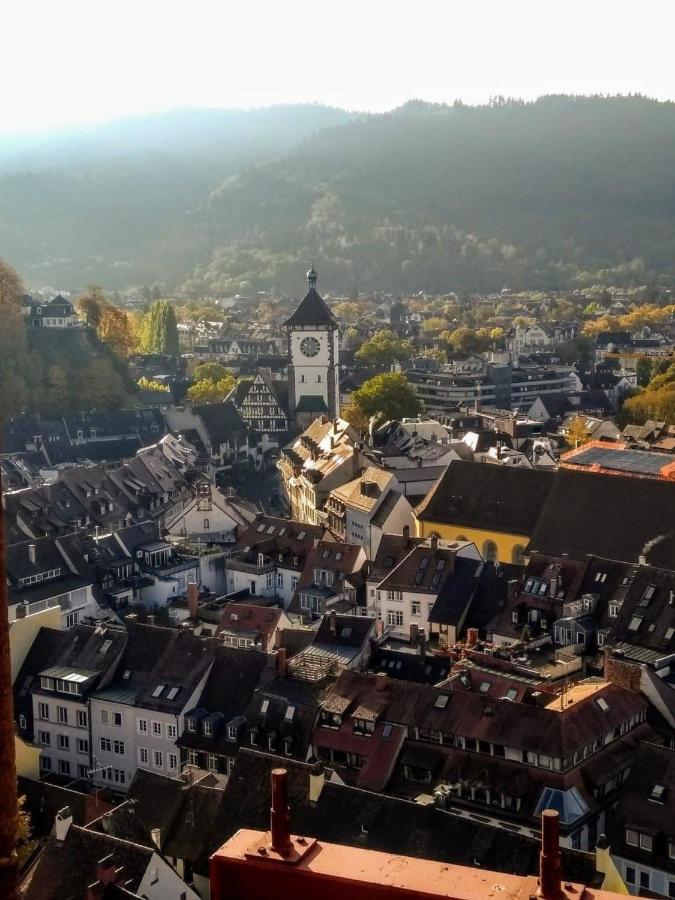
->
[[270, 768, 291, 856], [538, 809, 562, 899], [0, 460, 19, 899]]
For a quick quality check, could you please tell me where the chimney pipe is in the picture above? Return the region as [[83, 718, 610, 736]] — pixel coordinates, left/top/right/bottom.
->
[[538, 809, 562, 898], [55, 806, 73, 842], [147, 614, 155, 626], [402, 524, 410, 545], [276, 646, 287, 679], [270, 768, 291, 856], [418, 630, 427, 657], [329, 610, 337, 636], [375, 672, 388, 692], [430, 534, 438, 551], [187, 582, 199, 620], [28, 543, 36, 565], [410, 623, 419, 646]]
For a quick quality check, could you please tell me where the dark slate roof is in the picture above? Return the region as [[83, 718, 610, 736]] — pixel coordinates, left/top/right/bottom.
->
[[191, 400, 247, 447], [21, 825, 152, 900], [528, 469, 675, 568], [565, 445, 672, 477], [313, 613, 376, 650], [283, 287, 337, 328], [428, 557, 482, 625], [370, 647, 453, 684], [464, 561, 523, 632], [415, 461, 555, 535], [605, 564, 675, 658], [608, 741, 675, 876], [217, 749, 596, 884]]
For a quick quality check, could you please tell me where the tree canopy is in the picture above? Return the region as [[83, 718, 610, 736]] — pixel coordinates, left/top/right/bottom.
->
[[355, 330, 413, 367], [141, 300, 180, 356], [348, 372, 422, 423]]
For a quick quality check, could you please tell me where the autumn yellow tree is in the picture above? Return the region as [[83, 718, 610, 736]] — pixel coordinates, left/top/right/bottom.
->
[[98, 304, 136, 356], [566, 416, 592, 448]]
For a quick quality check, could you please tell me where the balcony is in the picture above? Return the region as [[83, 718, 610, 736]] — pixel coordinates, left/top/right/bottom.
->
[[225, 551, 275, 576]]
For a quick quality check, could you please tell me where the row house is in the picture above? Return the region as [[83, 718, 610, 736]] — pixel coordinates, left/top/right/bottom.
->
[[277, 416, 373, 524], [94, 520, 199, 609], [367, 532, 482, 646], [88, 624, 214, 791], [164, 481, 258, 545], [325, 465, 414, 558], [216, 603, 293, 651], [14, 623, 127, 783], [288, 612, 377, 682], [288, 540, 368, 623], [225, 514, 326, 609], [6, 534, 104, 627], [310, 669, 652, 851], [3, 443, 192, 546], [177, 645, 273, 779]]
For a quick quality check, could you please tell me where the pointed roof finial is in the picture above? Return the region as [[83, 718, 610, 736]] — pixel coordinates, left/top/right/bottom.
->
[[307, 265, 318, 289]]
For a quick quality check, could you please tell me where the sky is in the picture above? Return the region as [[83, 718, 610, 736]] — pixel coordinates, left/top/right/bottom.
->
[[3, 0, 675, 136]]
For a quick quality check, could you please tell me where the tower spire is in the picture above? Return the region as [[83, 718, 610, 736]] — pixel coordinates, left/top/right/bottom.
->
[[307, 265, 318, 290]]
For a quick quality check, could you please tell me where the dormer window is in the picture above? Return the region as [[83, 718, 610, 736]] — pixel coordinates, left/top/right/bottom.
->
[[353, 718, 374, 736], [187, 717, 197, 733], [203, 720, 213, 736], [227, 724, 238, 741], [320, 710, 341, 729]]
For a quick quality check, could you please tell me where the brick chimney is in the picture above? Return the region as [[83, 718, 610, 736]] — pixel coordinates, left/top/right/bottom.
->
[[538, 810, 562, 899], [187, 581, 199, 620], [430, 534, 438, 551]]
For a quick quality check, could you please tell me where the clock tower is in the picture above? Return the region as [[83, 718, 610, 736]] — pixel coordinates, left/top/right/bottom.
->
[[284, 267, 340, 430]]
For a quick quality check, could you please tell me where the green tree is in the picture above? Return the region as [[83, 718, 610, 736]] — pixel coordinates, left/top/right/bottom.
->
[[442, 327, 484, 355], [193, 362, 232, 382], [355, 330, 413, 367], [187, 374, 236, 404], [141, 300, 180, 356], [349, 372, 422, 422], [48, 364, 71, 411], [636, 357, 654, 387]]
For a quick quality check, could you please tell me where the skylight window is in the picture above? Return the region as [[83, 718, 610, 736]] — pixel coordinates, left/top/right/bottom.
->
[[434, 694, 449, 709], [628, 616, 642, 632], [167, 687, 180, 701], [382, 723, 393, 739], [99, 640, 112, 654], [504, 688, 518, 702], [257, 524, 266, 533], [152, 684, 165, 698], [524, 578, 534, 592], [284, 705, 295, 722], [435, 560, 445, 571], [335, 552, 343, 561], [419, 558, 429, 570], [123, 670, 131, 681], [278, 528, 286, 536], [342, 627, 352, 638], [267, 526, 276, 535], [479, 682, 490, 694], [596, 697, 609, 712], [665, 627, 674, 641], [260, 699, 269, 715], [649, 783, 666, 803], [297, 531, 306, 540], [322, 549, 330, 559]]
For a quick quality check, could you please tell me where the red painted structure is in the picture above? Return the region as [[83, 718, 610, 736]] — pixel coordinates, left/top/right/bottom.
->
[[210, 769, 644, 900]]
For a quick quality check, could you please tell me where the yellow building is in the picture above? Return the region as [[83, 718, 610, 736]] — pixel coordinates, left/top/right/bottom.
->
[[414, 461, 554, 565]]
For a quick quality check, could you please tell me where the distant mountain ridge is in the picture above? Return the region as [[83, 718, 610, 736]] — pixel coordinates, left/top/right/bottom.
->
[[3, 96, 675, 293]]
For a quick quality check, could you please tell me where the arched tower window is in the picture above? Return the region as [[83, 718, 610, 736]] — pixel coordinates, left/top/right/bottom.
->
[[482, 540, 498, 563], [512, 545, 525, 565]]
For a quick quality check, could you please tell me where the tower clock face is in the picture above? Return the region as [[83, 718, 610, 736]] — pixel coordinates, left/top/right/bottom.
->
[[300, 336, 321, 358]]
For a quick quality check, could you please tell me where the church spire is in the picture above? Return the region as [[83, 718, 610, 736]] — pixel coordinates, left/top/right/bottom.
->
[[307, 265, 318, 290]]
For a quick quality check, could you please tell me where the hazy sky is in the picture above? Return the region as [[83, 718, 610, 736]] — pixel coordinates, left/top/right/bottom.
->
[[4, 0, 674, 135]]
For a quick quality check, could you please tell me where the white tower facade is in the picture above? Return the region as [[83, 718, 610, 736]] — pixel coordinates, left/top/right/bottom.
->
[[284, 267, 340, 429]]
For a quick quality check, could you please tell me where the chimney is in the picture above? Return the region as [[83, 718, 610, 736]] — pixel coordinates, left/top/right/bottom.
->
[[151, 828, 161, 851], [270, 769, 291, 856], [55, 806, 73, 841], [466, 627, 479, 648], [15, 603, 26, 620], [430, 534, 438, 551], [276, 646, 287, 679], [96, 854, 118, 887], [538, 809, 562, 899], [410, 623, 419, 646], [375, 671, 388, 692], [320, 416, 328, 425], [329, 610, 337, 637], [125, 612, 138, 626], [375, 618, 384, 638], [638, 554, 647, 566], [187, 581, 199, 620], [147, 614, 155, 626], [28, 543, 36, 565], [309, 761, 325, 803], [418, 630, 427, 657], [549, 576, 558, 598], [402, 524, 410, 545]]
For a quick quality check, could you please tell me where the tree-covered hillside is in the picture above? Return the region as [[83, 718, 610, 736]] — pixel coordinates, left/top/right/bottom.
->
[[5, 96, 675, 293]]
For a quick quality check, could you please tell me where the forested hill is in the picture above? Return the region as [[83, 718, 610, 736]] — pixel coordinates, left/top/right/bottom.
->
[[4, 96, 675, 293]]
